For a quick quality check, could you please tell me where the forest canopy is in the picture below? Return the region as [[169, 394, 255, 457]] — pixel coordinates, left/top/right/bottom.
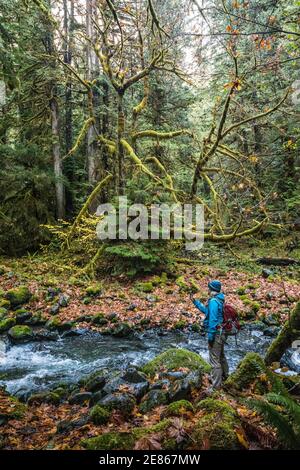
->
[[0, 0, 299, 264]]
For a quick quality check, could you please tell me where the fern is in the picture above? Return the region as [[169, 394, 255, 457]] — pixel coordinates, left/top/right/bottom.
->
[[265, 393, 300, 434], [248, 397, 300, 449]]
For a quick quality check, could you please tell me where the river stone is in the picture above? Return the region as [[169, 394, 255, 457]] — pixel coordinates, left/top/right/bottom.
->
[[110, 322, 133, 338], [262, 269, 273, 278], [121, 368, 148, 383], [89, 390, 106, 407], [129, 381, 149, 401], [97, 393, 136, 416], [149, 379, 170, 390], [58, 294, 70, 307], [263, 314, 280, 326], [85, 375, 106, 393], [68, 392, 92, 405], [4, 286, 32, 308], [33, 329, 59, 341], [139, 389, 169, 413], [160, 371, 188, 381], [168, 379, 191, 402], [56, 415, 90, 434], [15, 309, 32, 324], [126, 303, 137, 311], [50, 304, 60, 315], [263, 326, 281, 337], [8, 325, 34, 343], [61, 329, 85, 338]]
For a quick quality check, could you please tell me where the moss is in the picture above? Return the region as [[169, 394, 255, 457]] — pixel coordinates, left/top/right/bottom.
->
[[85, 284, 102, 297], [82, 420, 172, 450], [8, 325, 33, 341], [191, 324, 201, 333], [45, 316, 61, 330], [0, 299, 10, 310], [137, 282, 154, 293], [225, 352, 287, 395], [236, 286, 247, 295], [164, 400, 194, 417], [196, 398, 237, 418], [89, 405, 111, 425], [140, 317, 151, 326], [0, 396, 26, 422], [173, 320, 187, 330], [192, 400, 241, 450], [4, 286, 32, 308], [175, 276, 190, 292], [141, 348, 211, 377], [0, 317, 16, 332], [251, 302, 261, 313], [92, 313, 108, 326], [82, 297, 91, 305], [0, 307, 8, 319], [82, 432, 135, 450]]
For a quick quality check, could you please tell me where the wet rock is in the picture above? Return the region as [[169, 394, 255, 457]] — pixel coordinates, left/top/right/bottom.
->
[[97, 393, 136, 416], [92, 313, 108, 326], [85, 375, 106, 393], [89, 390, 106, 407], [0, 299, 10, 310], [0, 317, 16, 333], [77, 314, 93, 323], [0, 307, 8, 319], [139, 389, 169, 413], [150, 379, 170, 390], [56, 415, 90, 434], [141, 348, 211, 377], [126, 303, 137, 311], [68, 392, 92, 405], [145, 294, 157, 303], [263, 314, 280, 326], [121, 367, 148, 384], [110, 322, 133, 338], [262, 269, 274, 278], [61, 329, 85, 338], [24, 312, 47, 326], [263, 326, 281, 337], [15, 309, 32, 324], [281, 349, 300, 374], [169, 379, 191, 402], [58, 294, 70, 308], [49, 304, 60, 315], [34, 330, 59, 341], [8, 325, 34, 343], [129, 381, 149, 401], [4, 286, 32, 308], [47, 287, 61, 300], [160, 371, 188, 381]]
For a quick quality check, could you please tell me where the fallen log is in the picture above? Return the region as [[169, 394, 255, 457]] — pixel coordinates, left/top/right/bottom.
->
[[265, 301, 300, 365], [256, 257, 300, 266]]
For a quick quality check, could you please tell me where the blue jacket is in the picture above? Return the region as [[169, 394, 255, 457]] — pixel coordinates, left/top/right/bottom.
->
[[193, 293, 225, 341]]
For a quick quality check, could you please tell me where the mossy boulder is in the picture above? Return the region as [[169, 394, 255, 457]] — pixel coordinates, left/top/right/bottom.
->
[[82, 431, 135, 450], [0, 317, 16, 333], [85, 284, 102, 297], [45, 316, 74, 332], [110, 322, 133, 338], [0, 299, 10, 310], [0, 307, 8, 319], [8, 325, 33, 342], [0, 394, 26, 424], [4, 286, 32, 308], [82, 419, 172, 450], [97, 393, 136, 417], [225, 352, 287, 395], [137, 282, 154, 293], [92, 313, 108, 326], [164, 400, 194, 417], [89, 405, 111, 425], [141, 348, 211, 377], [15, 308, 32, 324], [27, 391, 63, 405], [175, 276, 190, 292], [193, 399, 242, 450], [173, 320, 187, 330]]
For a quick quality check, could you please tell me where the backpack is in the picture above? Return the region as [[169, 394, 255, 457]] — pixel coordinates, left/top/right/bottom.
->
[[222, 303, 241, 336]]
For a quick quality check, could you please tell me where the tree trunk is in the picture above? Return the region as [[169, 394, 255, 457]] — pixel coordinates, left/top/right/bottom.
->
[[86, 0, 98, 185], [50, 96, 65, 219], [265, 302, 300, 365], [117, 92, 125, 195], [63, 0, 74, 215]]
